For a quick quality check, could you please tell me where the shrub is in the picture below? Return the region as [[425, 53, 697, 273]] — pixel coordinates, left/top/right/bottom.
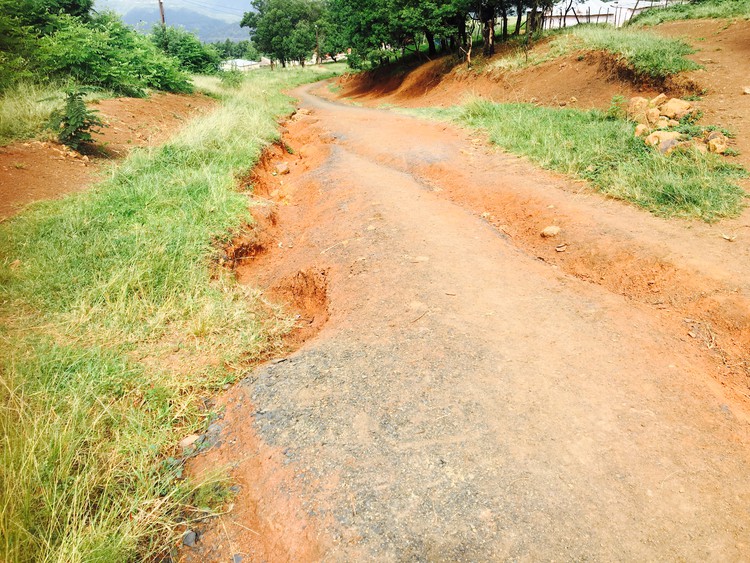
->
[[37, 12, 193, 97], [48, 89, 105, 150], [151, 25, 221, 75]]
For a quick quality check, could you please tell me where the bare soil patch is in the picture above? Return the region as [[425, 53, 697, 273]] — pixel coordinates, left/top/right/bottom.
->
[[187, 88, 750, 560], [181, 86, 750, 560], [0, 92, 215, 220]]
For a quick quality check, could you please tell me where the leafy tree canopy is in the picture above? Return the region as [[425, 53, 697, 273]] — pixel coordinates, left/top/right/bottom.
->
[[241, 0, 324, 66]]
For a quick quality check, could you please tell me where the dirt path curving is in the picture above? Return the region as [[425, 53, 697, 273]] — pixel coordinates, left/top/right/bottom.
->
[[183, 85, 750, 561]]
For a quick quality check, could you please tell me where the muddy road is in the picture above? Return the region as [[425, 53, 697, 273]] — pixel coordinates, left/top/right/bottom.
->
[[185, 85, 750, 562]]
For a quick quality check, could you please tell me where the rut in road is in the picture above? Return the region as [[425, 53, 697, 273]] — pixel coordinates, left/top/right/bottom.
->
[[184, 86, 750, 562]]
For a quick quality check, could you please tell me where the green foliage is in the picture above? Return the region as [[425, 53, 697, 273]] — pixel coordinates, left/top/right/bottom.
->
[[0, 0, 94, 32], [211, 38, 261, 61], [47, 89, 105, 149], [551, 25, 699, 78], [219, 69, 245, 88], [242, 0, 323, 66], [151, 25, 221, 75], [37, 12, 192, 97], [630, 0, 750, 26], [0, 67, 341, 563], [417, 99, 746, 221], [605, 94, 628, 121]]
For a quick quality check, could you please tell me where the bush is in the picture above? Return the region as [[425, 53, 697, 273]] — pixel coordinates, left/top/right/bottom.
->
[[151, 25, 221, 75], [37, 12, 193, 97], [48, 89, 105, 150]]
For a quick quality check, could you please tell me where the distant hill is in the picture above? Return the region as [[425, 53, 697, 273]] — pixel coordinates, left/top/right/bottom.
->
[[120, 7, 249, 42], [95, 1, 252, 43]]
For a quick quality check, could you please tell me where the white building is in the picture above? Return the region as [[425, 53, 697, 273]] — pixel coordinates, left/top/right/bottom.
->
[[220, 59, 260, 72]]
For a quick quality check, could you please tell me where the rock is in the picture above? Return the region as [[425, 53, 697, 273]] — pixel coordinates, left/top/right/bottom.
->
[[659, 98, 692, 119], [655, 117, 671, 130], [627, 96, 649, 124], [233, 555, 244, 563], [708, 137, 728, 154], [743, 87, 750, 95], [659, 138, 680, 155], [644, 130, 680, 147], [179, 434, 201, 452], [275, 162, 290, 175], [9, 259, 21, 270], [207, 422, 223, 435], [706, 131, 728, 154], [646, 107, 661, 125], [668, 119, 680, 127], [634, 124, 650, 138], [650, 93, 668, 107], [569, 96, 578, 103], [541, 225, 561, 238], [183, 530, 197, 547]]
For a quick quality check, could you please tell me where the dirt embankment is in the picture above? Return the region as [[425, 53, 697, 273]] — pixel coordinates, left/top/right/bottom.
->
[[0, 92, 215, 220], [331, 19, 750, 167]]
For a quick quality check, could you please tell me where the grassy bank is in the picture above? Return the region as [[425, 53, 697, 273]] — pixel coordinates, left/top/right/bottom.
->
[[630, 0, 750, 26], [0, 82, 114, 146], [0, 66, 338, 562], [490, 25, 698, 79], [410, 100, 746, 221]]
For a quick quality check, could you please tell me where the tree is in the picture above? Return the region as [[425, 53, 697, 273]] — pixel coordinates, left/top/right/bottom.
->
[[241, 0, 323, 66], [2, 0, 94, 31], [151, 25, 220, 74]]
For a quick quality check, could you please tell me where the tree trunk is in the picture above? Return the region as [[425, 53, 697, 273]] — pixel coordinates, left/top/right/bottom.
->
[[458, 16, 467, 53], [425, 30, 437, 57], [481, 5, 495, 56], [502, 8, 509, 41], [514, 0, 523, 35]]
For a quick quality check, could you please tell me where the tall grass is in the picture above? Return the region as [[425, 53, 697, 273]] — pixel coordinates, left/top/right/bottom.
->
[[411, 100, 746, 220], [630, 0, 750, 26], [0, 66, 339, 562], [489, 25, 698, 79], [0, 82, 112, 146]]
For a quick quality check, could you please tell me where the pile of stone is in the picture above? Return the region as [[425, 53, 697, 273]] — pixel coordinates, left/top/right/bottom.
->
[[627, 94, 729, 156]]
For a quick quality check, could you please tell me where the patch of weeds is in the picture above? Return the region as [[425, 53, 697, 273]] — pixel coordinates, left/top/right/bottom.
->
[[219, 69, 244, 89], [725, 147, 741, 157], [630, 0, 750, 26], [488, 24, 699, 79], [426, 99, 746, 221], [605, 95, 628, 121], [48, 88, 106, 150]]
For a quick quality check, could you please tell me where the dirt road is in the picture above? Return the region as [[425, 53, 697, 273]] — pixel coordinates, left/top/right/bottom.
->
[[186, 85, 750, 561]]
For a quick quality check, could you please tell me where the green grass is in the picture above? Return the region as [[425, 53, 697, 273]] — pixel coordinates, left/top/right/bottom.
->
[[630, 0, 750, 26], [488, 24, 699, 79], [0, 66, 341, 562], [0, 82, 113, 146], [409, 99, 746, 221]]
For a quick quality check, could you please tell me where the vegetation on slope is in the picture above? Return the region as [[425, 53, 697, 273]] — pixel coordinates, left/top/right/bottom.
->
[[411, 100, 746, 221], [630, 0, 750, 26], [0, 67, 340, 563], [491, 25, 699, 79]]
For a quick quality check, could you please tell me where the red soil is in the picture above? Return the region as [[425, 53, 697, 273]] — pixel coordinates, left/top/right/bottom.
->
[[0, 92, 215, 220]]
